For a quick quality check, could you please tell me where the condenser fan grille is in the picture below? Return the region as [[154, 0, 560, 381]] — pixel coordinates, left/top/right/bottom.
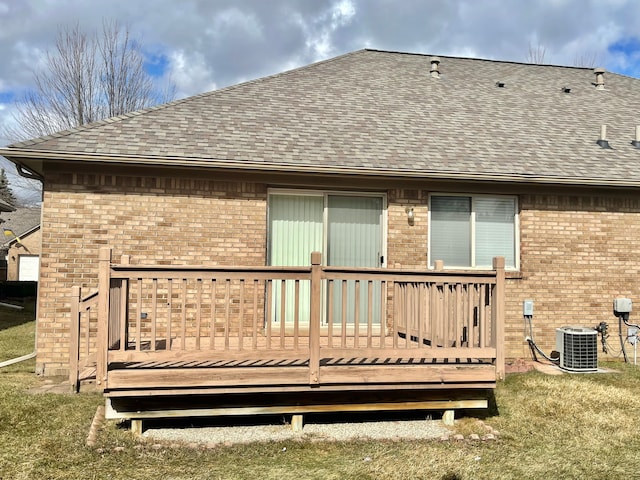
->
[[556, 327, 598, 372]]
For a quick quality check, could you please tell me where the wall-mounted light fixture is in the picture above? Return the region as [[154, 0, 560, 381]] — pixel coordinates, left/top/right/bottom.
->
[[405, 207, 414, 225]]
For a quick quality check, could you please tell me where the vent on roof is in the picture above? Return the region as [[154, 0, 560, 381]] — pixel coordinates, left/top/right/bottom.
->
[[495, 81, 505, 88], [594, 67, 606, 90], [633, 126, 640, 148], [562, 86, 571, 93], [430, 56, 440, 79], [597, 124, 612, 149]]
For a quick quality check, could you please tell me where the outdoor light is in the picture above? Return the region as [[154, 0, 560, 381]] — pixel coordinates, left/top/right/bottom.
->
[[405, 207, 414, 224]]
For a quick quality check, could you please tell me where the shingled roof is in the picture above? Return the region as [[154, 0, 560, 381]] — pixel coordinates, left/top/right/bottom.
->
[[2, 49, 640, 187], [0, 206, 40, 248]]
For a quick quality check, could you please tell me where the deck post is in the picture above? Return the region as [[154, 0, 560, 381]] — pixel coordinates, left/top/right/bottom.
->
[[120, 255, 130, 351], [309, 251, 322, 385], [442, 409, 455, 426], [492, 256, 505, 380], [69, 286, 81, 393], [96, 248, 112, 392], [131, 419, 143, 436], [291, 414, 304, 432]]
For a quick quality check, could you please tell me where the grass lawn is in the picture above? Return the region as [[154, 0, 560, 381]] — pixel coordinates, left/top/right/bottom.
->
[[2, 300, 640, 479]]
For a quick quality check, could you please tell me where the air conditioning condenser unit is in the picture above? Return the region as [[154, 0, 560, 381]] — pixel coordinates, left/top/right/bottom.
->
[[555, 326, 598, 372]]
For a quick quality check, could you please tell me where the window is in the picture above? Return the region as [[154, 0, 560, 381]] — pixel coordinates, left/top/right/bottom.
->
[[429, 194, 517, 269]]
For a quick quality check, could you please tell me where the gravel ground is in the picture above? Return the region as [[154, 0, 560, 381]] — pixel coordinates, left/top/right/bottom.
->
[[142, 417, 451, 445]]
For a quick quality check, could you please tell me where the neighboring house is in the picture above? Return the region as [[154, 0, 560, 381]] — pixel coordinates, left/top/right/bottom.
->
[[0, 48, 639, 387], [0, 198, 16, 280], [0, 198, 15, 213], [0, 207, 42, 281]]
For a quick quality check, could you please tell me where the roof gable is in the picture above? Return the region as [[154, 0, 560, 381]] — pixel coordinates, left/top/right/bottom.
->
[[3, 49, 640, 186], [1, 206, 41, 246]]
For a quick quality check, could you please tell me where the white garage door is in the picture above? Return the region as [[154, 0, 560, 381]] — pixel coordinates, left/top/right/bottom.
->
[[18, 255, 39, 282]]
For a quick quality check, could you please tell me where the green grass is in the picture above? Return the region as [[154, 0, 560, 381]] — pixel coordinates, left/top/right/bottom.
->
[[2, 302, 640, 479]]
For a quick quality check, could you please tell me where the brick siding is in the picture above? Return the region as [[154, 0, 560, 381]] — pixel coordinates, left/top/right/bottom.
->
[[36, 170, 638, 374], [37, 171, 267, 375]]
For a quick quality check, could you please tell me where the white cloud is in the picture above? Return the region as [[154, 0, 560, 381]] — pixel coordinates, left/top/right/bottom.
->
[[168, 50, 217, 98], [1, 0, 640, 110]]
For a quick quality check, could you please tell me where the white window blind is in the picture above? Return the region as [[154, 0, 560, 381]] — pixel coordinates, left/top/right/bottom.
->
[[475, 197, 516, 268], [430, 196, 471, 267], [430, 195, 516, 269]]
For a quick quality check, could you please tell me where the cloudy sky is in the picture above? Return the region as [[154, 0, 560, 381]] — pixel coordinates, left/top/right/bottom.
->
[[1, 0, 639, 200]]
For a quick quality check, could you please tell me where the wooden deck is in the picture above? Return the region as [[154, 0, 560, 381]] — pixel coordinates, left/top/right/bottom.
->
[[70, 249, 504, 427]]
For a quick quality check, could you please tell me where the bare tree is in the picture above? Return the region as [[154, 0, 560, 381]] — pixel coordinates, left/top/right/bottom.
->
[[4, 21, 175, 141], [572, 52, 600, 68], [99, 21, 158, 119], [526, 42, 547, 64]]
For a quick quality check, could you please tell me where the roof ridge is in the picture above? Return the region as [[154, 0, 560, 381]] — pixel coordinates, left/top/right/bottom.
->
[[7, 49, 368, 149], [363, 48, 598, 72]]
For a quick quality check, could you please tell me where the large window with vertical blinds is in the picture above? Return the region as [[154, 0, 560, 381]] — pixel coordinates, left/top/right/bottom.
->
[[429, 194, 517, 269], [268, 191, 385, 324]]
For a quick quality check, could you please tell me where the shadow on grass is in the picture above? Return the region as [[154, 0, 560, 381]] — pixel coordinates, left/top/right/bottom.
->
[[0, 296, 36, 332]]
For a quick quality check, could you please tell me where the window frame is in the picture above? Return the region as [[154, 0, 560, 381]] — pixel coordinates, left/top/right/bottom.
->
[[428, 193, 519, 271]]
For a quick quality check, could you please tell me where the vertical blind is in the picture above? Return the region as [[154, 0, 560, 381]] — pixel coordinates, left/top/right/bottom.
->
[[327, 195, 382, 268], [327, 195, 383, 324], [269, 194, 323, 267], [268, 194, 323, 323], [269, 193, 383, 324]]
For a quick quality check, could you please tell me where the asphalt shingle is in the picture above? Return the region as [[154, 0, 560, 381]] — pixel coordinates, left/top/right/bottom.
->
[[4, 49, 640, 186]]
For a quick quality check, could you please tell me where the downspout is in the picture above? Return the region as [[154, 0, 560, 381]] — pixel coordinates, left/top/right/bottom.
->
[[0, 293, 37, 370], [0, 160, 42, 369], [0, 169, 42, 368], [0, 351, 36, 368]]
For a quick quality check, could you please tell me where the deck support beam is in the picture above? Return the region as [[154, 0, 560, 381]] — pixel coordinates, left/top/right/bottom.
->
[[106, 397, 488, 429]]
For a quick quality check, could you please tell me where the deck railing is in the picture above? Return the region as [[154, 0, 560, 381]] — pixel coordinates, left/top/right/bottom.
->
[[71, 248, 505, 392], [69, 287, 99, 392]]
